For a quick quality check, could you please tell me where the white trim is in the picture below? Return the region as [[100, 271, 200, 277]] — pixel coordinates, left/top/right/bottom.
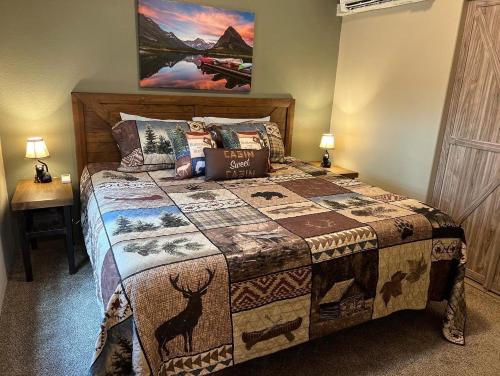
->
[[337, 0, 429, 16]]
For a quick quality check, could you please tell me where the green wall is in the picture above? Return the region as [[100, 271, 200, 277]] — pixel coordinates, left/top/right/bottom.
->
[[0, 0, 342, 196]]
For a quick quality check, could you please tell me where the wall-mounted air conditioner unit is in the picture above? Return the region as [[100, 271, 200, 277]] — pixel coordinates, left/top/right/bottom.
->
[[337, 0, 429, 16]]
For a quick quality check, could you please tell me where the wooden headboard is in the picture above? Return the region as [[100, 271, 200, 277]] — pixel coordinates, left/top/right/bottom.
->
[[71, 92, 295, 179]]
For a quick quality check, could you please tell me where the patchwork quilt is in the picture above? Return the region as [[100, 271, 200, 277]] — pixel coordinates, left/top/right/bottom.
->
[[81, 159, 467, 376]]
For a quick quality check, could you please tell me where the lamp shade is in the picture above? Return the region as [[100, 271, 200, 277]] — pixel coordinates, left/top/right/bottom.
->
[[319, 134, 335, 149], [25, 137, 50, 159]]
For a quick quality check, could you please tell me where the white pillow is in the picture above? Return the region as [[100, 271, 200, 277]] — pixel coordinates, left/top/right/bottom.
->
[[192, 117, 205, 122], [192, 116, 271, 124], [120, 112, 185, 122]]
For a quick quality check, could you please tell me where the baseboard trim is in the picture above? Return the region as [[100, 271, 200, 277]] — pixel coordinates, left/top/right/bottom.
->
[[465, 269, 485, 284], [0, 270, 6, 313], [465, 278, 500, 301]]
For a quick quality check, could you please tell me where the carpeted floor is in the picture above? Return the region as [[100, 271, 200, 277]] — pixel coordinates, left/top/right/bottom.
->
[[0, 239, 499, 376]]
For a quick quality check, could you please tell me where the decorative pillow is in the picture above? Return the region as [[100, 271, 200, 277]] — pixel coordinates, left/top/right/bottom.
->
[[204, 148, 270, 181], [167, 129, 217, 179], [218, 130, 266, 150], [111, 120, 203, 172], [208, 121, 285, 163], [259, 122, 286, 163]]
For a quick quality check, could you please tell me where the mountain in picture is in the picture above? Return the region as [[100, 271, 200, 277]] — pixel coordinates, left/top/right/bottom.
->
[[138, 13, 195, 52], [208, 26, 253, 57], [183, 38, 215, 50], [139, 14, 252, 57]]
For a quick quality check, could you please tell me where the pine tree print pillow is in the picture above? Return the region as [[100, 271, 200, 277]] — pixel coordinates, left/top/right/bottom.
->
[[167, 129, 217, 179], [111, 120, 204, 172]]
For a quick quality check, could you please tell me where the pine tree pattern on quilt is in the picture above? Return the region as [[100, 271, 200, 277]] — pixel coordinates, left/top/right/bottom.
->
[[81, 158, 467, 376]]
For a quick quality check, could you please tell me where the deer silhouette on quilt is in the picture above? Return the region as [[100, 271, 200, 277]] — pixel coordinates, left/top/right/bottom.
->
[[155, 268, 215, 362]]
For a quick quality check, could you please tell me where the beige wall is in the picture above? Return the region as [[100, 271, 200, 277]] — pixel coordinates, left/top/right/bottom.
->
[[0, 0, 341, 196], [0, 138, 13, 310], [331, 0, 463, 201]]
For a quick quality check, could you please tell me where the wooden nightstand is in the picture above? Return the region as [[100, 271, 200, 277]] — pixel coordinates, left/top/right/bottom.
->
[[308, 161, 359, 179], [11, 178, 75, 281]]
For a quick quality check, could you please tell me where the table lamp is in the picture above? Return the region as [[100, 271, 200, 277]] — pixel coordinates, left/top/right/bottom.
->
[[319, 134, 335, 168], [25, 137, 52, 183]]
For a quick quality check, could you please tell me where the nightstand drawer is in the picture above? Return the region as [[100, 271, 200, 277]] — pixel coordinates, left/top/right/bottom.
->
[[26, 208, 66, 235]]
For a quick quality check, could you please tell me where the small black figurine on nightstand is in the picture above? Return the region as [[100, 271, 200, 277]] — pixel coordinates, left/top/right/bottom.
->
[[319, 134, 335, 168], [25, 137, 52, 183]]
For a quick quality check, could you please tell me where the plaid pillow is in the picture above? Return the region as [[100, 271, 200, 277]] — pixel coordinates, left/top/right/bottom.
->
[[207, 121, 285, 163], [167, 129, 217, 179], [111, 120, 204, 172], [260, 122, 286, 163]]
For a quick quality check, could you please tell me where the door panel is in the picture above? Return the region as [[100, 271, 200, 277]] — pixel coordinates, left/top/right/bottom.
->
[[432, 0, 500, 293], [453, 11, 500, 143], [461, 188, 499, 281], [439, 146, 499, 218], [492, 260, 500, 294]]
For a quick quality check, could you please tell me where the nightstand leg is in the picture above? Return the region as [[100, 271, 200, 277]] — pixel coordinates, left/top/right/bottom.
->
[[64, 206, 76, 274], [17, 213, 33, 282]]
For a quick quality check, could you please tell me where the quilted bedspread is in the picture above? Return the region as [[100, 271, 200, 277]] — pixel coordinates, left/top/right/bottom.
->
[[81, 159, 466, 376]]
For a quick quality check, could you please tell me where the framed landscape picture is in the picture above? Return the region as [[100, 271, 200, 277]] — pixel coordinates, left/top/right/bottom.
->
[[138, 0, 255, 92]]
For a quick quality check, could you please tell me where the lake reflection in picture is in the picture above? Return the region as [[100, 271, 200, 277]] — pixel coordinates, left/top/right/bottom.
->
[[140, 53, 251, 92]]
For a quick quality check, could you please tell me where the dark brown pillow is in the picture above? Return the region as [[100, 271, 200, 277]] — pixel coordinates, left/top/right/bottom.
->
[[204, 148, 270, 181]]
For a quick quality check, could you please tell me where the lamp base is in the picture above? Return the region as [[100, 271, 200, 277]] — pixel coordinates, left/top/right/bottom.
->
[[321, 150, 331, 168], [34, 175, 52, 183], [34, 172, 52, 183], [35, 161, 52, 183]]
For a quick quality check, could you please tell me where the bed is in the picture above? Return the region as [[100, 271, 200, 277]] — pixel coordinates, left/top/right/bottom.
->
[[73, 92, 466, 376]]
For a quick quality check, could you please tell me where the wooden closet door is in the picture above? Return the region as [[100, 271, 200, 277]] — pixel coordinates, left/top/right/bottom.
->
[[432, 0, 500, 293]]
